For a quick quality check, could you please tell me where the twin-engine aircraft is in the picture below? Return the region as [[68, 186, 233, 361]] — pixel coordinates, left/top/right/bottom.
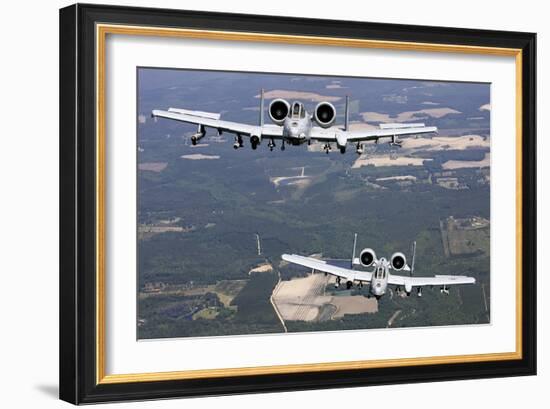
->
[[282, 234, 475, 300], [151, 90, 438, 154]]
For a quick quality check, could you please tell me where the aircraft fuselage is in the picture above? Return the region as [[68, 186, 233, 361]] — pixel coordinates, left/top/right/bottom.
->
[[281, 112, 312, 144], [369, 257, 390, 298]]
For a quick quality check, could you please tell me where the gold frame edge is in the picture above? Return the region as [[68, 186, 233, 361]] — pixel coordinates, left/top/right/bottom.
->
[[95, 23, 524, 385]]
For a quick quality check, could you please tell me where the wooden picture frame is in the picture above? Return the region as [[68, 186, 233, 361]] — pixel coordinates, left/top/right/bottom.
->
[[59, 3, 536, 404]]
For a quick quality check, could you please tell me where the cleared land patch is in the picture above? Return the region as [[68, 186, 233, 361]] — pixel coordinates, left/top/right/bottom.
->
[[193, 307, 220, 320], [138, 224, 194, 240], [214, 280, 248, 307], [257, 90, 341, 102], [249, 263, 274, 274], [400, 135, 489, 152], [348, 122, 378, 131], [442, 152, 490, 170], [272, 273, 378, 322], [139, 162, 168, 172], [440, 216, 490, 257], [331, 296, 378, 318], [181, 154, 220, 160], [352, 156, 429, 169], [272, 273, 331, 322], [376, 175, 417, 182], [361, 107, 461, 123]]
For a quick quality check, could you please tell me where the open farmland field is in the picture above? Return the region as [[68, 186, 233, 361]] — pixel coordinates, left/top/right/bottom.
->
[[331, 296, 378, 318], [272, 273, 331, 322], [441, 216, 490, 257], [272, 273, 378, 323]]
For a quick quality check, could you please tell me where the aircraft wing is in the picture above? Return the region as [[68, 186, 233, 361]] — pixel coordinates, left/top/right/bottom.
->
[[309, 123, 437, 143], [282, 254, 372, 282], [388, 274, 476, 287], [151, 108, 284, 139]]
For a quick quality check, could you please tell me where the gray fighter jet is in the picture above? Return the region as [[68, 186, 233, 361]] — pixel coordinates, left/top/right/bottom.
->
[[151, 90, 437, 154], [282, 234, 475, 300]]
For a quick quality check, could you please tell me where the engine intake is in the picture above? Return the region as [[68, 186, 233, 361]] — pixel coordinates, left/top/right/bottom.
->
[[269, 99, 290, 125], [390, 252, 407, 271], [314, 102, 336, 128], [359, 248, 376, 267]]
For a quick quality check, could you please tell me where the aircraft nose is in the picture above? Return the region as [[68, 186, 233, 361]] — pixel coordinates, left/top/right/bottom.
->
[[288, 129, 299, 138]]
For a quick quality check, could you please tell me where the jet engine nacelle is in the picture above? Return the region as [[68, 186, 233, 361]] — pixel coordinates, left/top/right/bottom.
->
[[359, 248, 377, 267], [390, 252, 407, 271], [269, 99, 290, 125], [314, 102, 336, 128]]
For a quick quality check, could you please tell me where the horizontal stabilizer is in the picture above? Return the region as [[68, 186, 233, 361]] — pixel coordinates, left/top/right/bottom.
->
[[167, 108, 221, 120], [379, 123, 426, 129]]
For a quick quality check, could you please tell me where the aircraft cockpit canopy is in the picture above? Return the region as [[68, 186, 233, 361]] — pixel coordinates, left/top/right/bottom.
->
[[291, 102, 305, 119]]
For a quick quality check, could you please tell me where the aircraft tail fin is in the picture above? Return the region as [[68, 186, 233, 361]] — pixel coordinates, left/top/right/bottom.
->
[[410, 241, 416, 277], [351, 233, 358, 269], [344, 95, 350, 131], [259, 88, 265, 127]]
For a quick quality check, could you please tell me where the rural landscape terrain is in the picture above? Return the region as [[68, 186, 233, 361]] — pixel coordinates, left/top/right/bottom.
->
[[136, 68, 491, 339]]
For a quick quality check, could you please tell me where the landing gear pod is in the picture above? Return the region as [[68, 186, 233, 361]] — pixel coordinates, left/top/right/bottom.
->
[[191, 124, 206, 145], [233, 134, 244, 149]]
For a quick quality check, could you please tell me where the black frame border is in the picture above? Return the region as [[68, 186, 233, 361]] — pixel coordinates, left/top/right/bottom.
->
[[59, 3, 536, 404]]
